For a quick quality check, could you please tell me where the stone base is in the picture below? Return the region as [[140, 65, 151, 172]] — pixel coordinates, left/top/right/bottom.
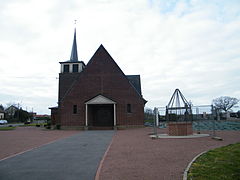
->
[[116, 125, 145, 130], [60, 126, 85, 130], [54, 125, 144, 130], [168, 122, 193, 136], [88, 126, 114, 130]]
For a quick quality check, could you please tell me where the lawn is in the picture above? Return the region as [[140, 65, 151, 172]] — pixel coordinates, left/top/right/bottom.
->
[[0, 126, 16, 131], [188, 143, 240, 180]]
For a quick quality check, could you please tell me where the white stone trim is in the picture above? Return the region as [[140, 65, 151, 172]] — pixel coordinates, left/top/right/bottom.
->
[[114, 104, 116, 126], [60, 62, 84, 73], [61, 64, 64, 73], [69, 64, 73, 73], [85, 95, 116, 105], [85, 104, 88, 126]]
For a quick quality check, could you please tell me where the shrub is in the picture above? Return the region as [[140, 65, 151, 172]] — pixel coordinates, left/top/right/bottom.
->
[[56, 124, 61, 130]]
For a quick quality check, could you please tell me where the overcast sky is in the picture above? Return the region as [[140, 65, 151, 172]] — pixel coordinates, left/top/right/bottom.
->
[[0, 0, 240, 114]]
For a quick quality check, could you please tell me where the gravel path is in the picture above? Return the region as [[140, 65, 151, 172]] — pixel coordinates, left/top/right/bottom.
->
[[0, 126, 79, 160], [98, 128, 240, 180]]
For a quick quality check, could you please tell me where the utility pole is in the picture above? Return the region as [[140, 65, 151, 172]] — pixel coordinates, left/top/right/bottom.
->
[[32, 108, 34, 122], [17, 103, 20, 122]]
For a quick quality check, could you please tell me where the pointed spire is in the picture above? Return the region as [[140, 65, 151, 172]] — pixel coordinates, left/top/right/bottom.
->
[[70, 28, 78, 62]]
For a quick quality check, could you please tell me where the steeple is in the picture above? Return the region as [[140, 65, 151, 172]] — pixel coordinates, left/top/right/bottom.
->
[[70, 28, 78, 62], [59, 26, 85, 74]]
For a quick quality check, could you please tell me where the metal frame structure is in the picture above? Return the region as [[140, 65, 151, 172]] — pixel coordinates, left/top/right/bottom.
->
[[166, 89, 192, 122]]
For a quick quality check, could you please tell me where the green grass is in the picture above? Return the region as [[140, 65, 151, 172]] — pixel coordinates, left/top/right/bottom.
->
[[188, 143, 240, 180], [144, 119, 154, 123], [0, 126, 16, 131]]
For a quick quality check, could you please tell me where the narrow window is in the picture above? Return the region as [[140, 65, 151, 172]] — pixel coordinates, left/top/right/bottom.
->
[[63, 65, 69, 73], [127, 104, 132, 113], [73, 105, 77, 114], [73, 64, 79, 72]]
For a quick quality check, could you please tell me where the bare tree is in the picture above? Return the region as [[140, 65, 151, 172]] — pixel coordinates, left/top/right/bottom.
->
[[212, 96, 239, 112], [144, 107, 154, 122]]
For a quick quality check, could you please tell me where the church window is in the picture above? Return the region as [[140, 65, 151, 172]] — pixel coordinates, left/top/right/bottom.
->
[[73, 105, 77, 114], [63, 65, 69, 73], [73, 64, 79, 72], [127, 104, 132, 113]]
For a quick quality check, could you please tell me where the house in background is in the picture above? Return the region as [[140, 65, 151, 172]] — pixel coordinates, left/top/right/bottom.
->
[[0, 104, 4, 119], [50, 29, 147, 129], [5, 105, 18, 119], [0, 109, 4, 119]]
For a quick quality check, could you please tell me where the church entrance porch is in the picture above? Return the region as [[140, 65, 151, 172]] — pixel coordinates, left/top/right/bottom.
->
[[88, 104, 114, 127], [85, 95, 116, 129]]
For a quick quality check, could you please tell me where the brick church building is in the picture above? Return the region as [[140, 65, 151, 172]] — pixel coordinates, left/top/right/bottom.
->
[[50, 29, 147, 129]]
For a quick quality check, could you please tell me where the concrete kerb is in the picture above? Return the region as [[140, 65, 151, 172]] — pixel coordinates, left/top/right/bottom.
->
[[150, 133, 210, 139], [182, 151, 207, 180], [95, 130, 116, 180]]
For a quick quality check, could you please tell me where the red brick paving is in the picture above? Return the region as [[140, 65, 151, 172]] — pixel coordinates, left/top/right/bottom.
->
[[0, 126, 80, 160], [98, 128, 240, 180]]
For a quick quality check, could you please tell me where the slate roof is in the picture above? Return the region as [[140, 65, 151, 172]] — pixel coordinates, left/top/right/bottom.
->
[[126, 75, 142, 96], [59, 60, 85, 65], [59, 28, 81, 64], [70, 28, 78, 62], [59, 45, 146, 103]]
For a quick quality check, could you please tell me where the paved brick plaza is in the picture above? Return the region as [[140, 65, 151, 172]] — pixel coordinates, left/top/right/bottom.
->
[[98, 128, 240, 180], [1, 126, 240, 180]]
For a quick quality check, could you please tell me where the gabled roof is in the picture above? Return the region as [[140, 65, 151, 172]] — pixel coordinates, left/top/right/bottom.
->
[[59, 44, 146, 103], [5, 105, 18, 111], [86, 45, 144, 98], [85, 95, 116, 104]]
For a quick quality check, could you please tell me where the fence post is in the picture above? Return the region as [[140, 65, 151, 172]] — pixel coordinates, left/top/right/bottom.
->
[[196, 107, 200, 133], [211, 105, 216, 137], [156, 108, 159, 127], [153, 107, 157, 135]]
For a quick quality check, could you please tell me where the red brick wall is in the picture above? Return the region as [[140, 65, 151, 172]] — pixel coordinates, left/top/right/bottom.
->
[[167, 122, 193, 136], [50, 108, 59, 125], [58, 73, 79, 102], [58, 45, 145, 127]]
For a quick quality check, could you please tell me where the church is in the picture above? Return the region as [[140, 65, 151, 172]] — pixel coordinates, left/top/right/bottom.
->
[[50, 29, 147, 129]]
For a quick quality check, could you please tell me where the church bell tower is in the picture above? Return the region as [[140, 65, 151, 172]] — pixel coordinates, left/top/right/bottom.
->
[[58, 28, 85, 103]]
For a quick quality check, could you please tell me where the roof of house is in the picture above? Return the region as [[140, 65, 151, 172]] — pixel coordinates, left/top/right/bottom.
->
[[5, 105, 18, 112]]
